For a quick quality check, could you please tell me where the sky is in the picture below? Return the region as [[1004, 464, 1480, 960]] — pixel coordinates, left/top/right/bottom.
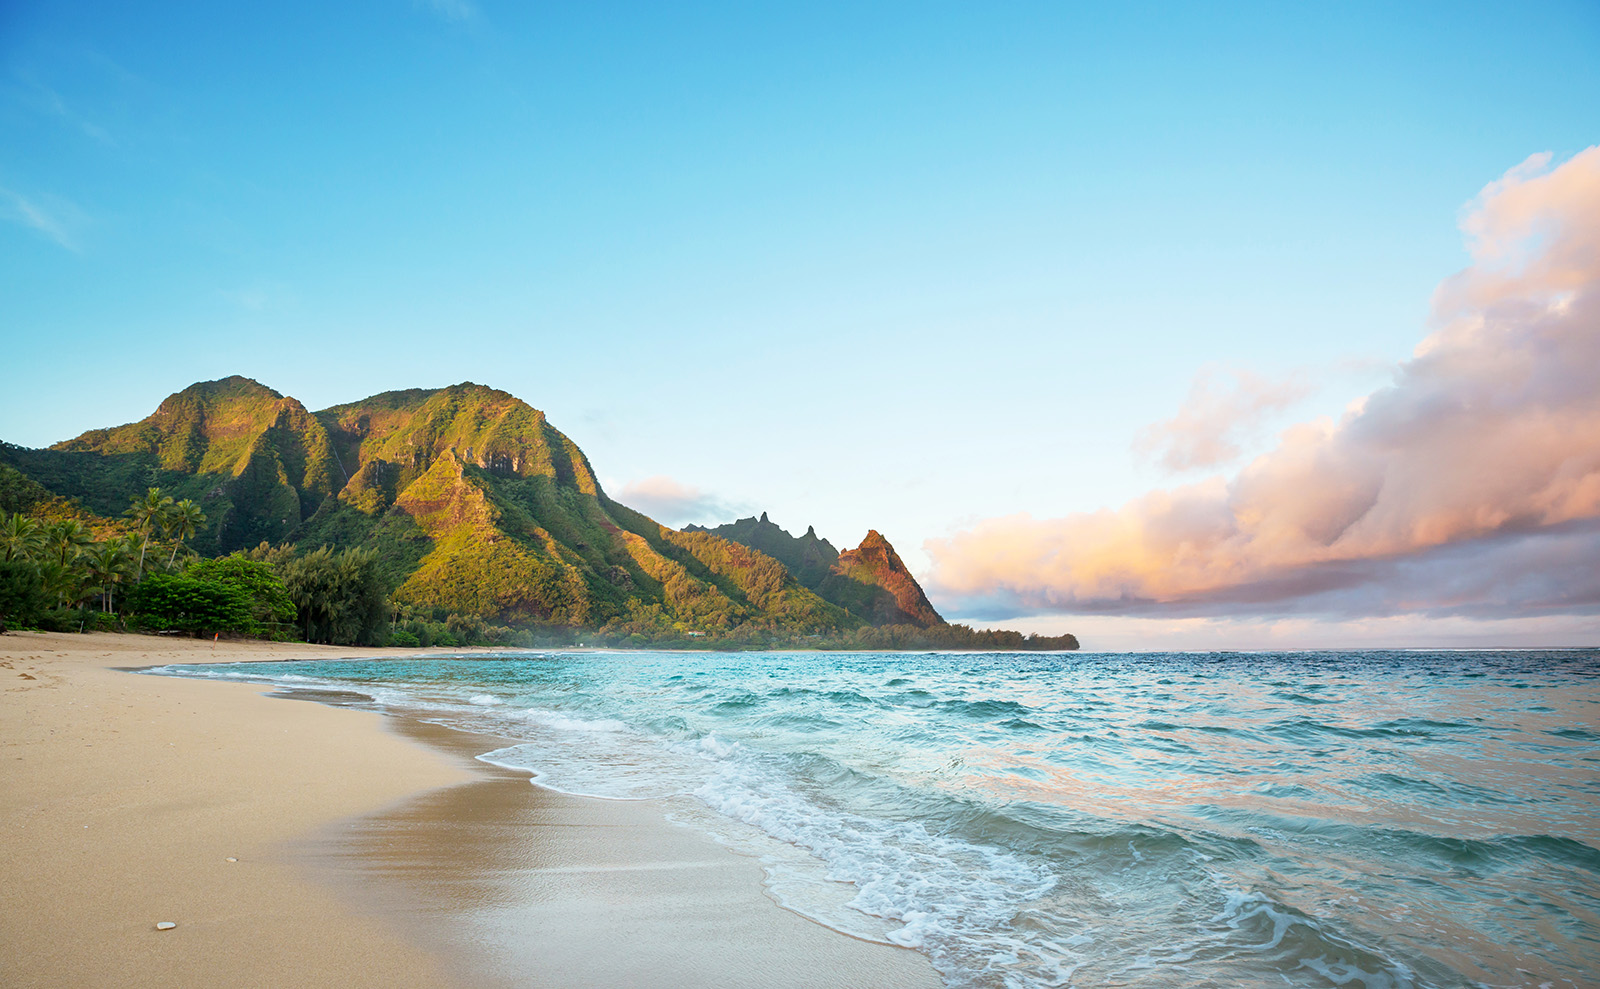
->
[[3, 1, 1597, 649]]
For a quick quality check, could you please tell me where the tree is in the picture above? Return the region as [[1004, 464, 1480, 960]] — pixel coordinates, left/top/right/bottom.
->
[[41, 519, 93, 567], [82, 537, 137, 614], [164, 499, 207, 566], [127, 572, 251, 635], [275, 546, 389, 645], [186, 554, 295, 632], [125, 487, 173, 576], [39, 520, 94, 607], [0, 512, 43, 563], [0, 559, 49, 633]]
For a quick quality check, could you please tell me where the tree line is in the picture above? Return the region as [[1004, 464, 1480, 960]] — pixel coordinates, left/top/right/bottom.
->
[[0, 487, 391, 645]]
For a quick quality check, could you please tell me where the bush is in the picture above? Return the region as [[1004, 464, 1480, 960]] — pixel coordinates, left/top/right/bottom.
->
[[186, 555, 295, 632], [387, 628, 420, 648], [127, 572, 252, 635], [34, 607, 79, 633], [0, 559, 49, 632]]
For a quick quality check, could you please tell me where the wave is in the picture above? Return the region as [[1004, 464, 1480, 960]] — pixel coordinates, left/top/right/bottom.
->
[[143, 650, 1600, 988]]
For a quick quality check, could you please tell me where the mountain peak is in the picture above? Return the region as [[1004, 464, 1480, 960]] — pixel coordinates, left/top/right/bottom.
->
[[833, 529, 943, 628]]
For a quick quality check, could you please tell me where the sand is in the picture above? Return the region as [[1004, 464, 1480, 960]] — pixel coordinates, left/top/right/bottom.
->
[[0, 632, 944, 989], [0, 631, 474, 988]]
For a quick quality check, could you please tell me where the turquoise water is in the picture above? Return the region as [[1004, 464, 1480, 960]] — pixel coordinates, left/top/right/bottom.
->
[[156, 650, 1600, 988]]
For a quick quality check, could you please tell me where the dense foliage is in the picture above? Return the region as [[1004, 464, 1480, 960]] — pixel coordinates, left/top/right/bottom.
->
[[126, 573, 252, 635], [0, 559, 50, 632], [186, 554, 297, 635], [273, 545, 389, 646]]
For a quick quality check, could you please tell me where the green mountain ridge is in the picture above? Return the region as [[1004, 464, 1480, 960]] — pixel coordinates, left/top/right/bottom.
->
[[686, 513, 945, 628], [1, 376, 1077, 649]]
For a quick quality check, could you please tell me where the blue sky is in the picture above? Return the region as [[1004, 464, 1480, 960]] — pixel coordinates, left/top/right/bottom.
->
[[3, 1, 1597, 647]]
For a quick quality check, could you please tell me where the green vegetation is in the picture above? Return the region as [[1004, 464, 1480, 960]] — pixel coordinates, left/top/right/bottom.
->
[[690, 516, 946, 628], [274, 546, 389, 646], [0, 559, 50, 633], [0, 377, 1078, 650], [186, 554, 296, 635], [126, 572, 252, 635]]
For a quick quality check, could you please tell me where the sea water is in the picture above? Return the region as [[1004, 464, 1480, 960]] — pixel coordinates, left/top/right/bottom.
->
[[153, 650, 1600, 988]]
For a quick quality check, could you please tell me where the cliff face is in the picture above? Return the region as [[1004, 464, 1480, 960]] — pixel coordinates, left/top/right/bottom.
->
[[694, 516, 945, 629]]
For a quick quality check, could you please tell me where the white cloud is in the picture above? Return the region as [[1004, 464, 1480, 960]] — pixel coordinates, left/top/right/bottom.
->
[[415, 0, 478, 23], [0, 186, 86, 252]]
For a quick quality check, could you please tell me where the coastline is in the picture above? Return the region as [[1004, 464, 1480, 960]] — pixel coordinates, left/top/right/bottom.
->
[[0, 631, 475, 989], [296, 714, 943, 989], [0, 632, 943, 989]]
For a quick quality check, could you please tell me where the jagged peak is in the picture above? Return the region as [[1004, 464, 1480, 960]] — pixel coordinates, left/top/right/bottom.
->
[[855, 529, 892, 553]]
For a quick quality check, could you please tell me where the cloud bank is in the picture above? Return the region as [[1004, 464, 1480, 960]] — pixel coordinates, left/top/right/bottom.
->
[[927, 147, 1600, 622], [616, 475, 748, 528]]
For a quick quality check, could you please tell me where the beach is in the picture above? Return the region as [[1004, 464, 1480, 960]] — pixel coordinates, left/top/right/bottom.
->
[[0, 633, 943, 989]]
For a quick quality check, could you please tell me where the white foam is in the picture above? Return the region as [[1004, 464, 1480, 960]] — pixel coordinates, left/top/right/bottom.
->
[[690, 748, 1062, 982]]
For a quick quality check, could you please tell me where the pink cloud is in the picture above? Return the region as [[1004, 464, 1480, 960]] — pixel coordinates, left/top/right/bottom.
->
[[927, 146, 1600, 621], [1135, 367, 1310, 472], [616, 474, 747, 527]]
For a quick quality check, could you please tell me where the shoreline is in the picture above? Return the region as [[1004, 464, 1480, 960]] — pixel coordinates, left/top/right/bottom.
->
[[0, 631, 943, 988], [0, 631, 476, 989], [289, 707, 943, 989]]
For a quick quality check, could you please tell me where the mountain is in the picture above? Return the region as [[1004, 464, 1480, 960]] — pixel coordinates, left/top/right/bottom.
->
[[0, 378, 855, 637], [2, 376, 1076, 648], [3, 376, 337, 552], [689, 514, 944, 628]]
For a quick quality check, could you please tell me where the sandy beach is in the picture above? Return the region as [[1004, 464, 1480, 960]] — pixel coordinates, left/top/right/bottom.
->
[[0, 632, 942, 989]]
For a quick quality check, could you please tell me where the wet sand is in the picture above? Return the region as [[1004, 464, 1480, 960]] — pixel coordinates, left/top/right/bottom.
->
[[299, 716, 942, 989], [0, 632, 942, 988]]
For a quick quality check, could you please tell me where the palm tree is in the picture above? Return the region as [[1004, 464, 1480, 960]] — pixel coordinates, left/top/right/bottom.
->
[[40, 520, 95, 607], [0, 512, 44, 562], [42, 519, 94, 567], [164, 499, 207, 566], [125, 488, 173, 576], [83, 538, 136, 613]]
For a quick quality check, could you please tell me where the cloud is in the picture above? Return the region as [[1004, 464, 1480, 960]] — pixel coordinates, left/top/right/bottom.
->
[[9, 73, 116, 146], [0, 186, 86, 251], [616, 475, 749, 528], [415, 0, 477, 23], [992, 611, 1600, 652], [927, 146, 1600, 622], [1135, 367, 1310, 471]]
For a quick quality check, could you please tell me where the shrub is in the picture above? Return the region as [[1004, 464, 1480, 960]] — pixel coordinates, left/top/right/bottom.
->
[[387, 628, 421, 648], [0, 559, 48, 632], [34, 607, 79, 633], [186, 554, 295, 635], [127, 572, 252, 635]]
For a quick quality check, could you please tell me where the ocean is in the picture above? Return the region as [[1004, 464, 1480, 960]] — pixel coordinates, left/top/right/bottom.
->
[[152, 649, 1600, 988]]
